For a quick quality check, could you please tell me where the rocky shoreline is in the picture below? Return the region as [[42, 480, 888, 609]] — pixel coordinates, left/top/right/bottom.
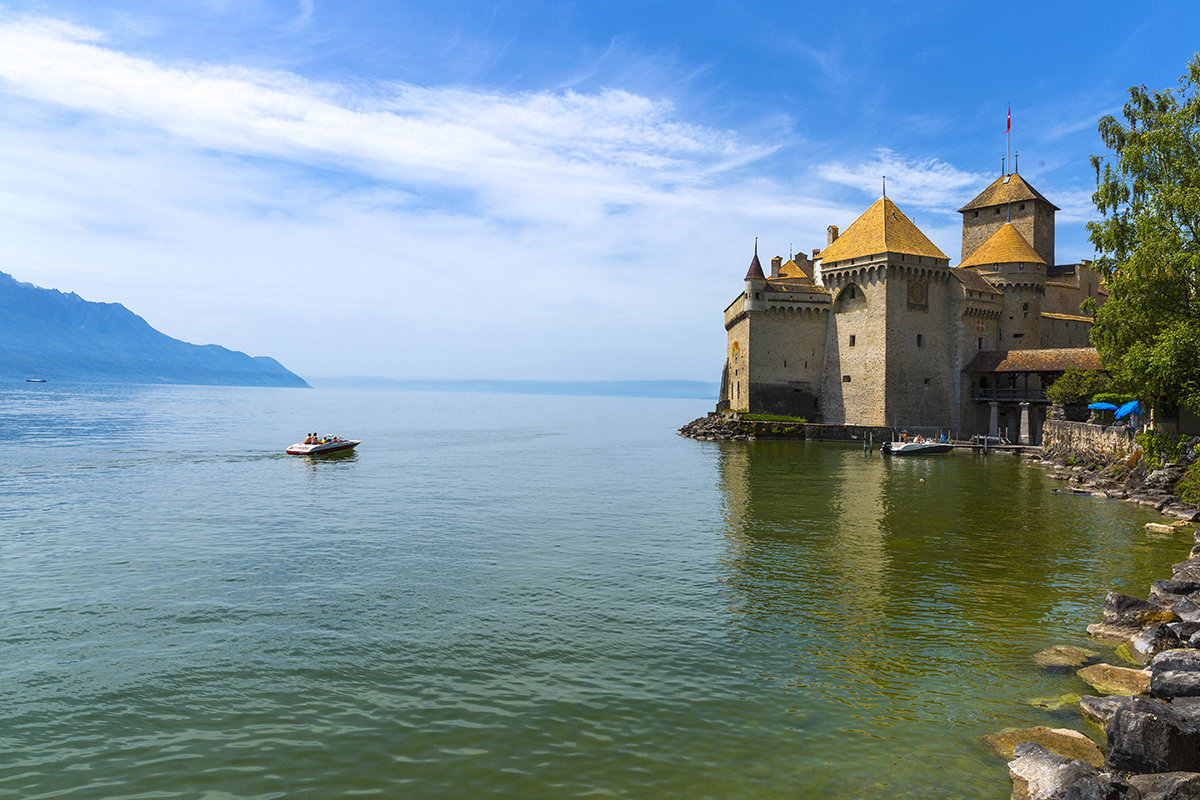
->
[[992, 447, 1200, 798]]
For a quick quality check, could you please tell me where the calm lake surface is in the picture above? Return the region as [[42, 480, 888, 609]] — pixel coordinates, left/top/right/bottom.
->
[[0, 384, 1187, 798]]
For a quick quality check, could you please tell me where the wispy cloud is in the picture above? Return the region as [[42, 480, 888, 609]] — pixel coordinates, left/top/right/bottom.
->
[[0, 13, 845, 380], [816, 148, 988, 211]]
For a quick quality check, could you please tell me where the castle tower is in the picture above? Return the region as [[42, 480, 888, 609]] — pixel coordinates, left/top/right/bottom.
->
[[959, 222, 1046, 348], [816, 197, 952, 427], [958, 173, 1059, 268], [720, 241, 831, 416]]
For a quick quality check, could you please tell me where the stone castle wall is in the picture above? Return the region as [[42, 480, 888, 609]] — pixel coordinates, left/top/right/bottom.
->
[[1042, 420, 1138, 464]]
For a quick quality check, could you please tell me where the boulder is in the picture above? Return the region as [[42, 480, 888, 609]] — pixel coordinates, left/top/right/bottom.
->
[[1035, 645, 1101, 669], [1008, 743, 1134, 800], [1126, 771, 1200, 800], [1163, 504, 1200, 522], [1105, 696, 1200, 774], [1151, 649, 1200, 699], [1149, 522, 1180, 533], [1089, 621, 1142, 641], [1155, 579, 1200, 602], [1172, 597, 1200, 623], [1101, 591, 1179, 629], [981, 726, 1105, 767], [1168, 621, 1200, 641], [1080, 695, 1125, 729], [1077, 663, 1152, 696], [1131, 624, 1187, 665]]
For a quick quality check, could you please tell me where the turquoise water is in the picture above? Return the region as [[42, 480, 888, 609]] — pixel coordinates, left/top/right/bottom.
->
[[0, 384, 1185, 798]]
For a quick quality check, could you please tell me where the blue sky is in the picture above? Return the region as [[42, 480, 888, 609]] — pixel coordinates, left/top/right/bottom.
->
[[0, 1, 1196, 381]]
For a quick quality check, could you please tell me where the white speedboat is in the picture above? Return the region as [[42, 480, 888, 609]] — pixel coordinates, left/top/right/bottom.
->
[[286, 438, 360, 456], [880, 440, 952, 456]]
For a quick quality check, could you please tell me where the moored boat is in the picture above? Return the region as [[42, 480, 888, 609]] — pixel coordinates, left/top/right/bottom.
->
[[286, 437, 360, 456], [880, 440, 953, 456]]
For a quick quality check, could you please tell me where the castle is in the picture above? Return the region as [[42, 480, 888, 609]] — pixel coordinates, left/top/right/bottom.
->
[[719, 170, 1106, 444]]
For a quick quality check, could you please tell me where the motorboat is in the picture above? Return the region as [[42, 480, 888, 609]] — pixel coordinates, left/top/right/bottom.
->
[[286, 437, 360, 456], [26, 378, 46, 383], [880, 439, 953, 456]]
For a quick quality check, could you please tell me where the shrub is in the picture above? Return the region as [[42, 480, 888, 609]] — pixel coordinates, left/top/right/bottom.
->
[[1046, 370, 1112, 405], [1092, 392, 1137, 406], [1177, 462, 1200, 505], [1137, 430, 1190, 467]]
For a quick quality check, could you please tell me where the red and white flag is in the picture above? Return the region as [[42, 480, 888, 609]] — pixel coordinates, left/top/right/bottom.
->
[[1007, 105, 1011, 133]]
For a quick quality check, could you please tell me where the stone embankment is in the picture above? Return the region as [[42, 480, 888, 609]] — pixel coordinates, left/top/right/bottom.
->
[[991, 421, 1200, 798], [678, 412, 892, 444]]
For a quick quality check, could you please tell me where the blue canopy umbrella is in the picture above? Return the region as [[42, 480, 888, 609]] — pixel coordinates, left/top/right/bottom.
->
[[1115, 400, 1140, 420], [1088, 402, 1118, 410]]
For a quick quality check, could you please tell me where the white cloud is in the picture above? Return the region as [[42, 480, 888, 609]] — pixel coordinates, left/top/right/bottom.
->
[[0, 13, 868, 381], [816, 148, 988, 211]]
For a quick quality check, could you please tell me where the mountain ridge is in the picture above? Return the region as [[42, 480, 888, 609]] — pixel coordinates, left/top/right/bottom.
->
[[0, 271, 308, 387]]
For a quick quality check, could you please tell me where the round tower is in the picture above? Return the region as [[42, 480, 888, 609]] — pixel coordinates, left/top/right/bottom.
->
[[959, 222, 1046, 348], [744, 239, 767, 311]]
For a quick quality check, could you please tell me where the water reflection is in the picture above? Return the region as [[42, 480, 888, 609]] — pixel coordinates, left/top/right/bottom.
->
[[714, 439, 1183, 793]]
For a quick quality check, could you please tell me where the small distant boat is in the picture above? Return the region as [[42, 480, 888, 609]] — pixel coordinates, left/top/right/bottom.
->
[[880, 440, 953, 456], [286, 438, 360, 456], [26, 378, 46, 383]]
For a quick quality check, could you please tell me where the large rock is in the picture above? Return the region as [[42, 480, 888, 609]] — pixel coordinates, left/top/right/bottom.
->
[[1099, 597, 1180, 642], [1151, 649, 1200, 699], [1080, 695, 1125, 729], [982, 726, 1104, 767], [1105, 696, 1200, 774], [1125, 771, 1200, 800], [1132, 624, 1187, 665], [1035, 645, 1101, 669], [1172, 597, 1200, 623], [1008, 743, 1133, 800], [1078, 663, 1152, 696]]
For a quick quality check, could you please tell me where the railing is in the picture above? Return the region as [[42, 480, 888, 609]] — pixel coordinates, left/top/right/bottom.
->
[[970, 387, 1049, 402]]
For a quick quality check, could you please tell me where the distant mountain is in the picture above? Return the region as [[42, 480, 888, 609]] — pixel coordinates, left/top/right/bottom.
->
[[0, 271, 308, 387], [308, 377, 719, 400]]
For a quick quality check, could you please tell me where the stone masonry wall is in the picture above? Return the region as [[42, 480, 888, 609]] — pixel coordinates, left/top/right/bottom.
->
[[1042, 419, 1137, 464]]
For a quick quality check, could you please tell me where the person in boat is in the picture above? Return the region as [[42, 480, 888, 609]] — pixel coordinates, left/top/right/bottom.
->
[[303, 434, 312, 444]]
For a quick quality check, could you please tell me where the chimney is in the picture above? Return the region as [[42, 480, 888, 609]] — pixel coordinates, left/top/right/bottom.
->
[[770, 256, 782, 278], [812, 248, 821, 259], [827, 225, 839, 246]]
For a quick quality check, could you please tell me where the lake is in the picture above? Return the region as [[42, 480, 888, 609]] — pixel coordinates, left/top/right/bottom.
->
[[0, 383, 1184, 798]]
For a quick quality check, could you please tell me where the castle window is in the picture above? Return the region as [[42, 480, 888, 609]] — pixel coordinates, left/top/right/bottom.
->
[[916, 334, 924, 347], [978, 336, 984, 349], [1019, 203, 1025, 210], [849, 334, 856, 347], [995, 208, 1001, 215], [1023, 302, 1029, 311], [843, 375, 851, 383], [973, 211, 979, 218], [924, 378, 931, 386], [1013, 333, 1025, 339], [849, 286, 857, 299]]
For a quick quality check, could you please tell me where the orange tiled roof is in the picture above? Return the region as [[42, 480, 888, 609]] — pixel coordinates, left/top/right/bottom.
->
[[958, 173, 1060, 213], [959, 223, 1045, 268], [817, 197, 948, 265], [950, 268, 1001, 296], [777, 258, 813, 281], [963, 347, 1102, 373]]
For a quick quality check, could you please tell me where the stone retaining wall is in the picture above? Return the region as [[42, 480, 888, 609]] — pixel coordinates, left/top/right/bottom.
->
[[1042, 420, 1138, 465]]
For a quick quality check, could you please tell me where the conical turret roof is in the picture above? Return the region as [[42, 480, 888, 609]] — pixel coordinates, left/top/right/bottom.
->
[[745, 240, 765, 280], [817, 197, 948, 265], [959, 222, 1046, 268]]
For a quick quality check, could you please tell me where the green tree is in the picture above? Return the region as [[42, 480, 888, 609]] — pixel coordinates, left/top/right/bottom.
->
[[1045, 368, 1111, 406], [1086, 55, 1200, 414]]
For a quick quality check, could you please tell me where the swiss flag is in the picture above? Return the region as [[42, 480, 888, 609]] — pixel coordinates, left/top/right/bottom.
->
[[1007, 105, 1011, 133]]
